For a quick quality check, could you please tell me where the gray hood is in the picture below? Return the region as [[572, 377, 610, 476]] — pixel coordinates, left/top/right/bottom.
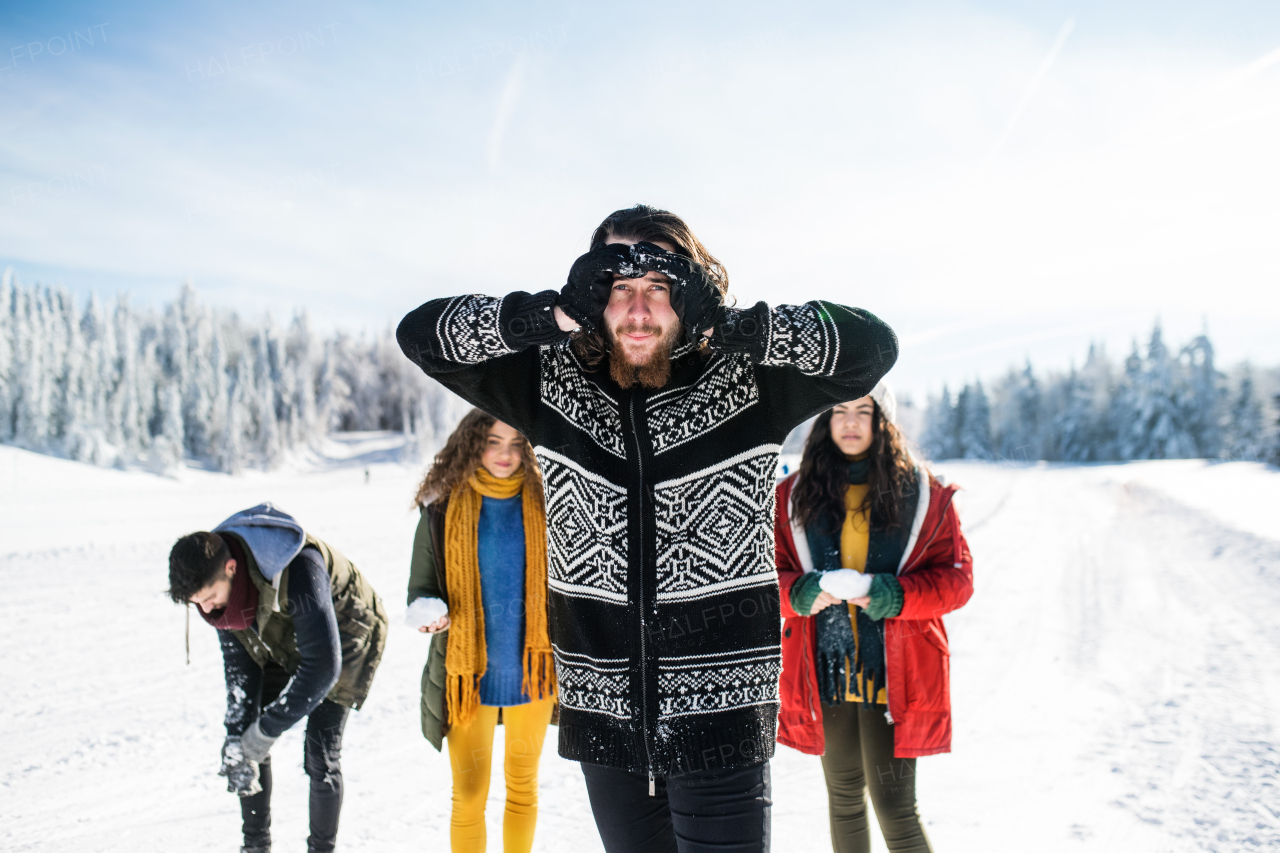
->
[[214, 503, 306, 585]]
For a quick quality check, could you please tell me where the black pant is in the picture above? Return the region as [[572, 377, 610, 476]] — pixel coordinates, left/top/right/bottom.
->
[[581, 761, 771, 853], [820, 702, 932, 853], [240, 662, 350, 853]]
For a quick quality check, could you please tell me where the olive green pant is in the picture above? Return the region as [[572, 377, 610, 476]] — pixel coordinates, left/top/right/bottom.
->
[[819, 702, 933, 853]]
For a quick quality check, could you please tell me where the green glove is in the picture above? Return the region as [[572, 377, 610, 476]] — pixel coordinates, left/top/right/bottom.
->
[[789, 572, 824, 616], [862, 574, 904, 621]]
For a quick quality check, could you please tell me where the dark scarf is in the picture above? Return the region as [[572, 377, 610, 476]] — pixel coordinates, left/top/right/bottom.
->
[[198, 535, 260, 631], [807, 458, 917, 706]]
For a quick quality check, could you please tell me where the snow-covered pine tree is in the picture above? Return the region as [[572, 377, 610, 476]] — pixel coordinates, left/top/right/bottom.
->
[[151, 380, 185, 471], [173, 283, 218, 460], [1272, 394, 1280, 466], [1181, 330, 1223, 458], [75, 293, 114, 463], [1120, 322, 1198, 459], [0, 269, 12, 443], [109, 296, 147, 460], [205, 320, 230, 467], [251, 321, 284, 467], [1222, 365, 1265, 461], [11, 284, 54, 451], [220, 352, 252, 474], [921, 386, 956, 460], [315, 342, 347, 434], [57, 288, 96, 461], [993, 361, 1042, 462], [285, 311, 322, 447], [956, 381, 994, 460]]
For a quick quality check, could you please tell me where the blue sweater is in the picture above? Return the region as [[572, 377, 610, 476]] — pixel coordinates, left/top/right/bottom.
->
[[477, 494, 529, 706]]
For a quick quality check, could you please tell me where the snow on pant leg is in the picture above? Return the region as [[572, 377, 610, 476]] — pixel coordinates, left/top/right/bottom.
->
[[303, 699, 350, 853], [820, 701, 872, 853], [499, 696, 555, 853], [240, 757, 273, 850], [447, 704, 499, 853], [579, 763, 677, 853], [856, 704, 932, 853], [665, 760, 772, 853]]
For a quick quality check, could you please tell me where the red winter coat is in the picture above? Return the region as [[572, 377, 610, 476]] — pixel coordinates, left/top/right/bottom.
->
[[775, 469, 973, 758]]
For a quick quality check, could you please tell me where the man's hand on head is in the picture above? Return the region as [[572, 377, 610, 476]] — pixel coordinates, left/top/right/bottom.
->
[[629, 242, 723, 342], [560, 243, 638, 334]]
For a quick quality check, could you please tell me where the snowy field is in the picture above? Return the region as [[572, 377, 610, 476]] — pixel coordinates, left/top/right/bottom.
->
[[3, 435, 1279, 852]]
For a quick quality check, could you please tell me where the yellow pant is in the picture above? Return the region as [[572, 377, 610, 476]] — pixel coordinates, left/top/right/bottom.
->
[[446, 696, 554, 853]]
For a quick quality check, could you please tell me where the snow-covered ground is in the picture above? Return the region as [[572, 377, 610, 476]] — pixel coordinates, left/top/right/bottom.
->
[[3, 438, 1278, 852]]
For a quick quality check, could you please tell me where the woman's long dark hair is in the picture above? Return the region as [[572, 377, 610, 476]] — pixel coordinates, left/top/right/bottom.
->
[[790, 401, 916, 534]]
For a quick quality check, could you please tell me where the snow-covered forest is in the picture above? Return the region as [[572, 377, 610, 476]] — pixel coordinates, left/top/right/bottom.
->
[[0, 271, 466, 472], [920, 322, 1280, 463], [6, 271, 1278, 472]]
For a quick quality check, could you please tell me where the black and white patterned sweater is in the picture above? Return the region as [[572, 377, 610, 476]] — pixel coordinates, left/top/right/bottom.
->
[[396, 290, 897, 777]]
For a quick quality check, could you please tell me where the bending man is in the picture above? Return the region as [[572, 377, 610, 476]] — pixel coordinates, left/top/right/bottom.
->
[[168, 503, 388, 853]]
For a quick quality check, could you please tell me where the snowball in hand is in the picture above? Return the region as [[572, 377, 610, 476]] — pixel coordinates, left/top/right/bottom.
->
[[405, 596, 448, 628], [818, 569, 874, 600]]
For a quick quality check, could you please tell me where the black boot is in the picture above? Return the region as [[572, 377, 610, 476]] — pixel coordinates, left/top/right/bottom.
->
[[240, 757, 273, 852]]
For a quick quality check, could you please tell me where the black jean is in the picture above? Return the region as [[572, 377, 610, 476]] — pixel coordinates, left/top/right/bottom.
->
[[239, 662, 350, 853], [581, 760, 771, 853], [820, 702, 932, 853]]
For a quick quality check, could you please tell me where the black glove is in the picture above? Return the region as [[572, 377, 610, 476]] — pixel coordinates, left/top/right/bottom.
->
[[219, 735, 263, 797], [559, 243, 639, 334], [629, 242, 723, 341]]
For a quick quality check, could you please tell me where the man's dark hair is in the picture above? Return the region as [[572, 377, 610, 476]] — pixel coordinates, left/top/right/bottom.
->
[[574, 204, 728, 367], [168, 531, 230, 603]]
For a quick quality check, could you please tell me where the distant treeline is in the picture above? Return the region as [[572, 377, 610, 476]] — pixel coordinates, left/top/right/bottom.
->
[[919, 322, 1278, 463], [0, 273, 466, 472]]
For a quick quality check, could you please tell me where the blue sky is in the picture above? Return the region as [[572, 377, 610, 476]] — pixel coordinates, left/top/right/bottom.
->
[[3, 0, 1279, 401]]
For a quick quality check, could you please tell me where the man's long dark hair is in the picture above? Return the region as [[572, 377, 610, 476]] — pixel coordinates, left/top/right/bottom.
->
[[572, 204, 728, 367], [791, 401, 917, 534]]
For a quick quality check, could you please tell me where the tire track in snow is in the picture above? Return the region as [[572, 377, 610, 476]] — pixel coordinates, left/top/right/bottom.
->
[[1090, 482, 1280, 851]]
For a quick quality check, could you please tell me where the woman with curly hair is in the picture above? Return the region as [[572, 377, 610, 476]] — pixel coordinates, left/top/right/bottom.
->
[[774, 382, 974, 853], [406, 408, 555, 853]]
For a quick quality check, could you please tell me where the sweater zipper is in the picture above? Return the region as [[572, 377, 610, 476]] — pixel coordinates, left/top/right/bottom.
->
[[629, 394, 656, 795]]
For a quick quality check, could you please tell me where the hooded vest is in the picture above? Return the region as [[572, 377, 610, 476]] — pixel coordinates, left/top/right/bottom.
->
[[222, 530, 387, 710]]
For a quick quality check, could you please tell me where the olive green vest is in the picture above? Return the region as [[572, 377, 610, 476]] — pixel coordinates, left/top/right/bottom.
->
[[224, 531, 387, 710]]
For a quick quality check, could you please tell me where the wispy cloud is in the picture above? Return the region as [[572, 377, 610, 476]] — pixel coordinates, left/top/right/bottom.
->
[[982, 17, 1075, 168], [487, 53, 526, 173]]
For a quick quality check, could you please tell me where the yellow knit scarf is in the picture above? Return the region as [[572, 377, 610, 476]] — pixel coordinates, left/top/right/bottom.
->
[[443, 466, 553, 727]]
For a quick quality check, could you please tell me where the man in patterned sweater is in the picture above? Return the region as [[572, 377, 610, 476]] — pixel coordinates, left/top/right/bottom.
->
[[396, 205, 897, 852]]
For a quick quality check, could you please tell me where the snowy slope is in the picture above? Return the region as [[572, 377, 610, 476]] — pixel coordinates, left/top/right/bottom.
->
[[2, 442, 1277, 852]]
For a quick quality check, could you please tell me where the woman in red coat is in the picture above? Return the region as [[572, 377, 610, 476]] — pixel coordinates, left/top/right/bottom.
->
[[775, 381, 973, 853]]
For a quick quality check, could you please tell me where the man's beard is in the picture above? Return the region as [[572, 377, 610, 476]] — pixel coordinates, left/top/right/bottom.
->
[[606, 321, 681, 389]]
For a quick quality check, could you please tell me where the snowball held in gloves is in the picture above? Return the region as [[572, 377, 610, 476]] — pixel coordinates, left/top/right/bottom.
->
[[818, 568, 874, 600]]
